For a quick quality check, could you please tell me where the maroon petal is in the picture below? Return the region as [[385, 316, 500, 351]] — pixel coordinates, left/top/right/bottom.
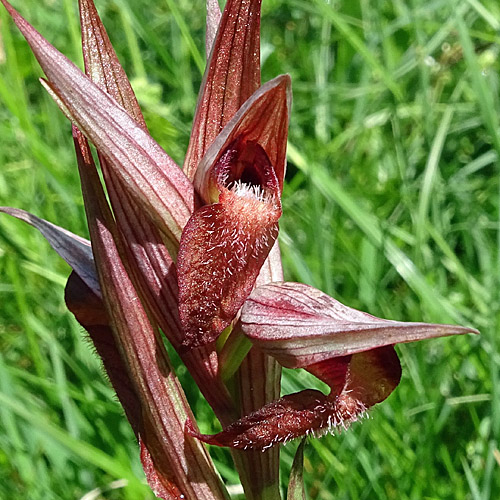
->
[[187, 390, 327, 449], [178, 144, 281, 348], [305, 346, 402, 405], [241, 282, 478, 368], [344, 346, 402, 407], [185, 0, 262, 180], [188, 348, 402, 451], [306, 356, 351, 396]]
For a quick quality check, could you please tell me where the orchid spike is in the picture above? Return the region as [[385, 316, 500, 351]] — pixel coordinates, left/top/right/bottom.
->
[[188, 282, 478, 449], [1, 0, 288, 496], [0, 0, 477, 496]]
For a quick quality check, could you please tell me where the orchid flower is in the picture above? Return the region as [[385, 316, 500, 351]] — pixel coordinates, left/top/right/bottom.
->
[[0, 0, 477, 499], [189, 281, 477, 449]]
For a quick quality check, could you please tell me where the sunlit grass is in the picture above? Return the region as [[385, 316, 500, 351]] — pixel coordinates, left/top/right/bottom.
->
[[0, 0, 499, 498]]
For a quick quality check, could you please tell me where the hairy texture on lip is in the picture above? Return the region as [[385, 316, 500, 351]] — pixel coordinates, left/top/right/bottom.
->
[[188, 347, 401, 450], [187, 389, 366, 450], [178, 187, 280, 349], [178, 139, 281, 349]]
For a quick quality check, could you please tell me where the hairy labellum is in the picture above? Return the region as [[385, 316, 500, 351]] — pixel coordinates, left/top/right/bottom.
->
[[178, 139, 281, 349], [187, 389, 367, 450]]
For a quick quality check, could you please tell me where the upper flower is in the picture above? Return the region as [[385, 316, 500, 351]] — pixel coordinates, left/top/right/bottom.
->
[[178, 76, 290, 349]]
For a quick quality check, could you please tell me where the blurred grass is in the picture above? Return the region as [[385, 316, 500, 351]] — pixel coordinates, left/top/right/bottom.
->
[[0, 0, 499, 498]]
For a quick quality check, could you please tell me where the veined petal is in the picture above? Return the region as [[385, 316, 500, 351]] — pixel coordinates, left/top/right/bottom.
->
[[185, 0, 262, 180], [1, 0, 194, 250], [241, 282, 478, 368], [305, 346, 402, 403], [195, 75, 291, 202]]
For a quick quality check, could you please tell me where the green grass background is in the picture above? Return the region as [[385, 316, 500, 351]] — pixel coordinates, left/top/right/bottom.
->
[[0, 0, 499, 498]]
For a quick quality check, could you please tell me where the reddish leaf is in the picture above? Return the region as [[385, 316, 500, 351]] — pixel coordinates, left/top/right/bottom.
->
[[185, 0, 262, 180], [65, 272, 199, 500], [241, 282, 478, 368], [65, 271, 142, 435], [79, 0, 147, 130], [75, 0, 234, 420], [70, 109, 227, 499], [1, 0, 194, 249], [77, 0, 173, 321], [140, 437, 185, 500], [0, 206, 99, 295]]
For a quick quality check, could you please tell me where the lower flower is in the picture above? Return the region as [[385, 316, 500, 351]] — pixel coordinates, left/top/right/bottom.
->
[[187, 281, 477, 450]]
